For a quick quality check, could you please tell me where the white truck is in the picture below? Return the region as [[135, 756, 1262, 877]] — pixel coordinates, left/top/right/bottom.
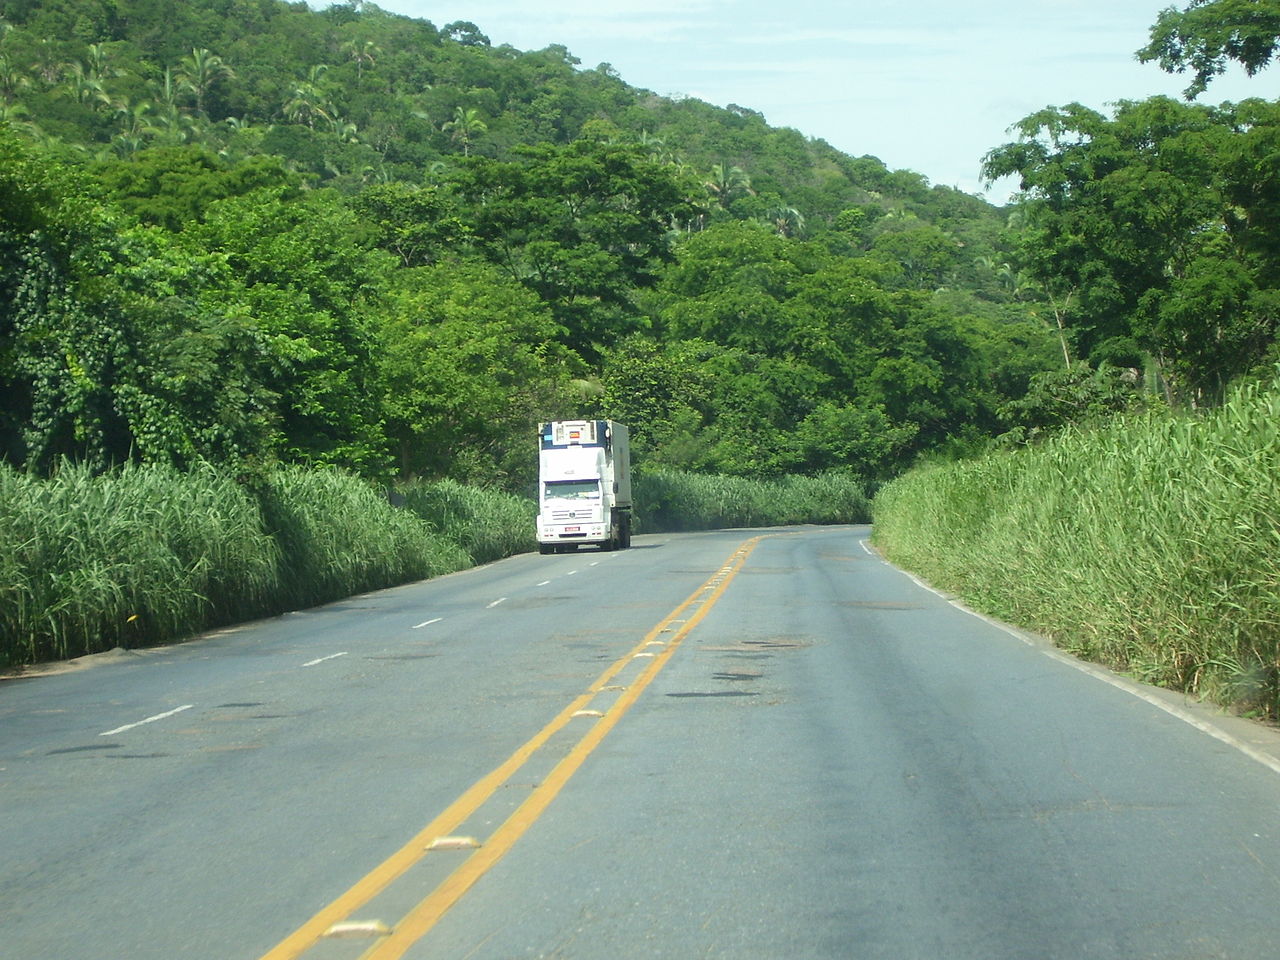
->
[[536, 419, 632, 553]]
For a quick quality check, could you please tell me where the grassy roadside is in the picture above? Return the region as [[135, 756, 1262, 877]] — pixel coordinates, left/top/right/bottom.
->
[[871, 377, 1280, 719], [0, 465, 477, 669], [633, 469, 870, 532], [1, 464, 869, 670]]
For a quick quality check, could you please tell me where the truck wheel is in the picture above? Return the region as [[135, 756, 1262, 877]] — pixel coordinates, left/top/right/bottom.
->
[[538, 543, 553, 555]]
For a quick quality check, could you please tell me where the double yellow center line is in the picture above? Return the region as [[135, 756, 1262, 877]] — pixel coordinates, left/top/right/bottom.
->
[[259, 535, 764, 960]]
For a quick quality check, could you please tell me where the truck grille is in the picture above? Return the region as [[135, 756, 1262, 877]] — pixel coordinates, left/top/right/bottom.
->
[[550, 509, 596, 521]]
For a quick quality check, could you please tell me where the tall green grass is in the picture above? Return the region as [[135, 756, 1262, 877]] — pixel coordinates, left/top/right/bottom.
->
[[398, 478, 536, 564], [635, 468, 871, 532], [258, 467, 471, 611], [872, 377, 1280, 717], [1, 462, 277, 665], [0, 464, 469, 670], [1, 461, 869, 670]]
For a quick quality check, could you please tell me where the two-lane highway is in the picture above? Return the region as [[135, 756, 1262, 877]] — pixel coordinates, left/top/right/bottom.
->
[[3, 526, 1279, 958]]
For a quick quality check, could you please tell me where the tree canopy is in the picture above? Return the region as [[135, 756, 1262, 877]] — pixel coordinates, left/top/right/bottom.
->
[[2, 0, 1275, 488]]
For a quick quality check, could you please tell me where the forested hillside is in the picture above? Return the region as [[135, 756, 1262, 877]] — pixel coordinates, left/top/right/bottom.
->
[[2, 0, 1277, 490], [0, 0, 1062, 488]]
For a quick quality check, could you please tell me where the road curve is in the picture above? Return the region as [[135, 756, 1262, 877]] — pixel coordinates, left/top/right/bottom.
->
[[2, 525, 1278, 959]]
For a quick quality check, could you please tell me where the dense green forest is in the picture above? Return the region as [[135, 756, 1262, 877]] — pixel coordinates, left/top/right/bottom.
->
[[1, 0, 1278, 491], [0, 0, 1048, 489]]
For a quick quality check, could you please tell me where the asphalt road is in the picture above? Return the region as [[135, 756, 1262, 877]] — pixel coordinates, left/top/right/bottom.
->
[[3, 525, 1279, 959]]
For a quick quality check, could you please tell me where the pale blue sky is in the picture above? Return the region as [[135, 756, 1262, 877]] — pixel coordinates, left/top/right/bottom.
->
[[372, 1, 1269, 199]]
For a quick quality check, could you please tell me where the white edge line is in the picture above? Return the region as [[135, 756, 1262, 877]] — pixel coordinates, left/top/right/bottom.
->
[[303, 651, 349, 667], [859, 538, 1280, 779], [412, 618, 443, 629], [99, 704, 193, 737]]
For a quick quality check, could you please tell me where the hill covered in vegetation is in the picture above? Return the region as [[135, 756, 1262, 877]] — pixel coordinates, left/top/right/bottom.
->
[[0, 0, 1065, 488], [6, 0, 1277, 491]]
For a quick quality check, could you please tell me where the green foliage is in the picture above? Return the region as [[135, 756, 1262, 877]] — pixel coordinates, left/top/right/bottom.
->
[[872, 373, 1280, 718], [255, 465, 469, 610], [91, 146, 296, 231], [984, 96, 1280, 403], [446, 140, 700, 357], [0, 128, 279, 473], [0, 460, 479, 669], [182, 186, 394, 475], [0, 460, 277, 666], [634, 467, 870, 532], [374, 259, 575, 485], [9, 0, 1251, 504], [998, 363, 1157, 443], [1139, 0, 1280, 98], [398, 477, 536, 564]]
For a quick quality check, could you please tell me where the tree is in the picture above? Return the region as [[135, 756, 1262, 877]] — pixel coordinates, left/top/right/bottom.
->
[[443, 105, 486, 156], [176, 48, 234, 118], [351, 181, 468, 268], [444, 21, 490, 47], [870, 224, 962, 290], [183, 187, 395, 475], [341, 39, 380, 83], [980, 96, 1262, 399], [93, 146, 296, 231], [0, 131, 278, 472], [149, 66, 197, 144], [447, 141, 699, 356], [374, 261, 572, 481], [282, 65, 334, 129], [1139, 0, 1280, 97], [703, 162, 754, 210], [0, 53, 31, 103]]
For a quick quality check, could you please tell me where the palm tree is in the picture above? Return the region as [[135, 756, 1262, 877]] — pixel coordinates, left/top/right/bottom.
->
[[30, 39, 62, 87], [0, 53, 31, 103], [767, 206, 806, 239], [327, 116, 361, 143], [149, 68, 197, 144], [637, 129, 664, 161], [61, 61, 111, 109], [341, 39, 380, 82], [0, 101, 29, 123], [704, 162, 753, 209], [443, 105, 486, 156], [177, 48, 235, 118], [114, 99, 155, 138], [283, 65, 334, 128]]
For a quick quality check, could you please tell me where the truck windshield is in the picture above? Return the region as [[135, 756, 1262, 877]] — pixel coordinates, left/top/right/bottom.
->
[[544, 480, 600, 501]]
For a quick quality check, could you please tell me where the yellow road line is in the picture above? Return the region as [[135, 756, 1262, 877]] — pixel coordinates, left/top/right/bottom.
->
[[259, 536, 763, 960]]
